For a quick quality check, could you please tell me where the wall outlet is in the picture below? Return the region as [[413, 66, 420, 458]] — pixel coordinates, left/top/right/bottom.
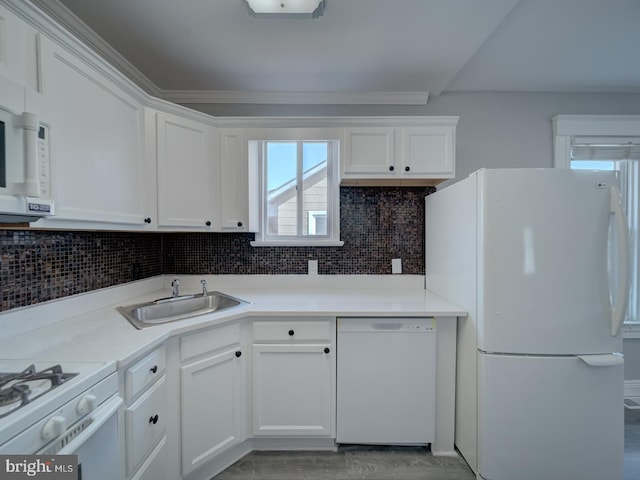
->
[[308, 260, 318, 275], [392, 258, 402, 274]]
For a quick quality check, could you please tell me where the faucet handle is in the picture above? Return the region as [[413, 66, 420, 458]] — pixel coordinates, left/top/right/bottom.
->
[[172, 277, 179, 286], [200, 279, 208, 295]]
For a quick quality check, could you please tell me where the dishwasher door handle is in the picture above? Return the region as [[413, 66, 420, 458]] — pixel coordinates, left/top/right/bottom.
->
[[371, 323, 404, 330]]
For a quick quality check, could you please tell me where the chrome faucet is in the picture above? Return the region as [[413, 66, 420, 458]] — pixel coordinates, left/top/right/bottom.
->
[[171, 277, 180, 297], [200, 279, 208, 296]]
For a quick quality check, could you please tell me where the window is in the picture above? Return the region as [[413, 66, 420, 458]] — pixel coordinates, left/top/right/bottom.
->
[[251, 138, 342, 246], [554, 115, 640, 337], [570, 139, 640, 327]]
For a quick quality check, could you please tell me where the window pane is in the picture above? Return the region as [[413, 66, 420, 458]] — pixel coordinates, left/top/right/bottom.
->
[[302, 142, 328, 236], [266, 142, 297, 236], [571, 160, 616, 170]]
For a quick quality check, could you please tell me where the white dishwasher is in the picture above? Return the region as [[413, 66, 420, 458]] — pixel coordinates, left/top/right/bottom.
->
[[336, 317, 437, 445]]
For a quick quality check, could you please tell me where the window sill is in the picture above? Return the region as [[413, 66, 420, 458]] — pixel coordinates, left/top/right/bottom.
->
[[623, 323, 640, 339], [250, 240, 344, 247]]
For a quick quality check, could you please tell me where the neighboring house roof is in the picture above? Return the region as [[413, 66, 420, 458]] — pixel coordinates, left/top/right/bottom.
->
[[267, 160, 327, 206]]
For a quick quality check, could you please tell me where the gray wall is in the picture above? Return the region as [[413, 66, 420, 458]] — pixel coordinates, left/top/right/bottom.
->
[[188, 91, 640, 182], [189, 91, 640, 380]]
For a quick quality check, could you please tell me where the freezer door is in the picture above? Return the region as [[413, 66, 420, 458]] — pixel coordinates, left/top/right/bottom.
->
[[477, 168, 621, 354], [477, 352, 624, 480]]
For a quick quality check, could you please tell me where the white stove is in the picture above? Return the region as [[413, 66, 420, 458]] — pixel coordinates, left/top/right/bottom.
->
[[0, 364, 78, 419], [0, 359, 118, 454]]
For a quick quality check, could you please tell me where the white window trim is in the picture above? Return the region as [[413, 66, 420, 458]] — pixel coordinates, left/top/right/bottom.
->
[[308, 210, 327, 235], [553, 115, 640, 338], [250, 133, 343, 247]]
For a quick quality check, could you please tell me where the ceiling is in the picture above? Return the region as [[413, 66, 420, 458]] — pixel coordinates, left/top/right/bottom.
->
[[33, 0, 640, 104]]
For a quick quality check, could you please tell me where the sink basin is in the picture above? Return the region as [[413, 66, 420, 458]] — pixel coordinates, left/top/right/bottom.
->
[[118, 291, 248, 329]]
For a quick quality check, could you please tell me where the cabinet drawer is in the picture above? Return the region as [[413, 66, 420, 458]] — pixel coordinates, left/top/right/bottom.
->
[[125, 375, 166, 475], [180, 322, 240, 362], [253, 319, 332, 342], [130, 436, 167, 480], [125, 346, 166, 402]]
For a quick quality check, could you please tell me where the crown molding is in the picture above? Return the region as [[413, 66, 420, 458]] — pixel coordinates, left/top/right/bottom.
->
[[214, 115, 458, 129], [162, 89, 429, 105]]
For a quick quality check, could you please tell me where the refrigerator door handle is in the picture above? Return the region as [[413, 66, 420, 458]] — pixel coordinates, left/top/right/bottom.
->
[[577, 353, 624, 367], [610, 186, 630, 336]]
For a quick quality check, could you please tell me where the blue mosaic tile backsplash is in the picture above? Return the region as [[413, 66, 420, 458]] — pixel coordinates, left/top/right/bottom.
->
[[0, 187, 434, 311]]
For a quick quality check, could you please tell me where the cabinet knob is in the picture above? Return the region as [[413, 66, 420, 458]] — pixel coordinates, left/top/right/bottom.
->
[[144, 217, 152, 224], [324, 347, 330, 354], [237, 221, 243, 227], [149, 414, 159, 425], [388, 165, 395, 172], [288, 329, 295, 336], [235, 351, 242, 358], [405, 166, 410, 172], [150, 365, 158, 374], [205, 220, 211, 227]]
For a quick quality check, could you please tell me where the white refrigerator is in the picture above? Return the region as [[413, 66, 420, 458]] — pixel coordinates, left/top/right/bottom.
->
[[425, 168, 629, 480]]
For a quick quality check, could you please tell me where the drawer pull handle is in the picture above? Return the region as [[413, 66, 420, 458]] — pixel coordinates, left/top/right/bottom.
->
[[288, 329, 295, 336], [149, 414, 159, 425], [150, 365, 158, 374], [405, 166, 410, 172], [235, 351, 242, 358], [324, 347, 330, 354], [389, 165, 395, 171]]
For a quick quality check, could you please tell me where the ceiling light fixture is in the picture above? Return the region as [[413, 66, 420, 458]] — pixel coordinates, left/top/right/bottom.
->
[[245, 0, 325, 18]]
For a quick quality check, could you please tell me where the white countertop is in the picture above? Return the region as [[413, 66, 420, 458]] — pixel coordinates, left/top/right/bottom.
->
[[0, 275, 466, 367]]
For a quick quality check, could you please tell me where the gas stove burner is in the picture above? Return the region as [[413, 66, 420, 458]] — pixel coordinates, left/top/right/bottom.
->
[[0, 364, 78, 418], [0, 384, 31, 407]]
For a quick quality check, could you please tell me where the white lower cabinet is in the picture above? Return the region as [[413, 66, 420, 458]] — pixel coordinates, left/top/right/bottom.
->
[[123, 346, 167, 480], [252, 318, 336, 437], [180, 322, 246, 477], [129, 436, 167, 480]]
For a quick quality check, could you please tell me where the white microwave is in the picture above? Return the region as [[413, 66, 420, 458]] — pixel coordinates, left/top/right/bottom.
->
[[0, 78, 54, 223]]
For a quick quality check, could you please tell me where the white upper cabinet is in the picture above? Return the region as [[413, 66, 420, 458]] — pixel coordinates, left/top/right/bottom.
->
[[218, 128, 256, 232], [343, 127, 395, 175], [0, 4, 41, 92], [37, 36, 149, 227], [342, 119, 458, 185], [155, 111, 217, 229], [400, 125, 455, 176]]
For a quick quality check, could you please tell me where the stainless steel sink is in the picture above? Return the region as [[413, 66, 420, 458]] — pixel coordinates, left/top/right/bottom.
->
[[118, 291, 248, 329]]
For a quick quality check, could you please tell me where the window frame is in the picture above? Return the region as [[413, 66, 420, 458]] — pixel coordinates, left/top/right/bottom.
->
[[553, 115, 640, 338], [249, 130, 343, 247]]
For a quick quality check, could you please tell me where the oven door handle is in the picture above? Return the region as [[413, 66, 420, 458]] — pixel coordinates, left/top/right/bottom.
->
[[57, 395, 123, 455]]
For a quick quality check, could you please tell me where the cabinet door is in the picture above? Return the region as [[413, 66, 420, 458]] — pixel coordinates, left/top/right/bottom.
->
[[181, 348, 244, 475], [0, 4, 40, 92], [40, 37, 148, 226], [253, 344, 334, 436], [400, 126, 454, 177], [156, 111, 216, 228], [218, 128, 252, 231], [343, 127, 395, 175]]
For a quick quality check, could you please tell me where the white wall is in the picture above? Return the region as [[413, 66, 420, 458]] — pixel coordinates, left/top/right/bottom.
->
[[185, 91, 640, 380]]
